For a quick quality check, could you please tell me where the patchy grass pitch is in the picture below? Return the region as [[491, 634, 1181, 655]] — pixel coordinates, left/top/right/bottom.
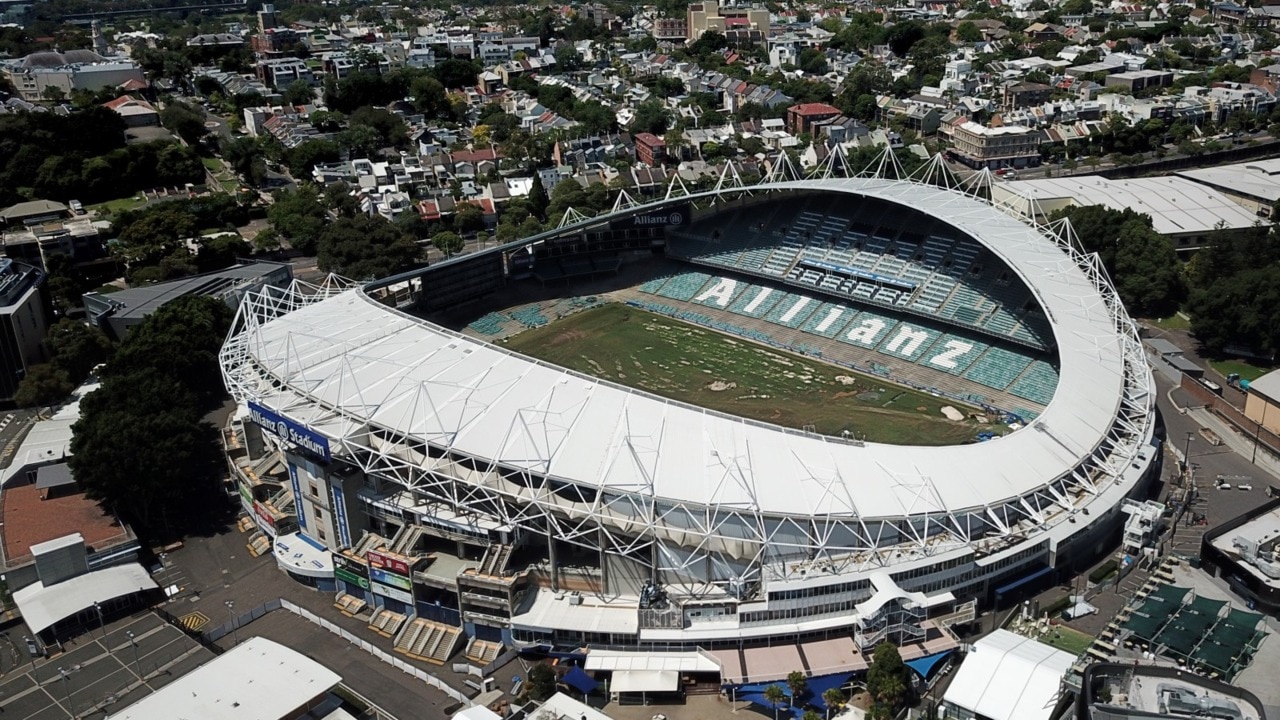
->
[[499, 303, 998, 446]]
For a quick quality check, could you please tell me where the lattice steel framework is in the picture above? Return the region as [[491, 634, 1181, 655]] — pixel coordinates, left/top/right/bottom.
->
[[220, 162, 1157, 598]]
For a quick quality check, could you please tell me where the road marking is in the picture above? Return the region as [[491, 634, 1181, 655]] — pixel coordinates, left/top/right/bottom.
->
[[176, 612, 209, 632]]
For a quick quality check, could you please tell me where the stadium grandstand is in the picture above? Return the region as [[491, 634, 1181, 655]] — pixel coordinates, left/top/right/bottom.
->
[[219, 168, 1159, 684]]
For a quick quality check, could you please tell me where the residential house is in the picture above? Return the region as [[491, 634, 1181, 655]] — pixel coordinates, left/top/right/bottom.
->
[[635, 132, 666, 166], [1003, 81, 1053, 111], [786, 102, 841, 134], [943, 117, 1041, 169]]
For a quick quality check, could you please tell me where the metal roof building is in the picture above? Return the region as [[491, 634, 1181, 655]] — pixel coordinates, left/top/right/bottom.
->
[[991, 175, 1266, 248]]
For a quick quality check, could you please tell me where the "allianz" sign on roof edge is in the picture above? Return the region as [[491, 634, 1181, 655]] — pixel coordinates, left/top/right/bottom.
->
[[247, 401, 331, 462]]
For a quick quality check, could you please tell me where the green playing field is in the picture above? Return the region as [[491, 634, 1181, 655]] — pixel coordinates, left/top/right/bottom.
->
[[498, 303, 1002, 446]]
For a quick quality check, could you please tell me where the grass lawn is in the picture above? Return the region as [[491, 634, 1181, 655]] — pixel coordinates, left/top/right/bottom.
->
[[1210, 359, 1269, 383], [1039, 625, 1096, 656], [499, 303, 1000, 446], [1150, 313, 1191, 331], [86, 195, 146, 216], [201, 156, 223, 172]]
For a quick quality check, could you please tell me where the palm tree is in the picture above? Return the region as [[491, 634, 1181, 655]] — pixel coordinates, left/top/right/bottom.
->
[[786, 670, 808, 705], [823, 687, 845, 720], [763, 683, 787, 720]]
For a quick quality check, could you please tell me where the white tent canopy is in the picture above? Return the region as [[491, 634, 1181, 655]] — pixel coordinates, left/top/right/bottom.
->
[[586, 649, 721, 674], [14, 564, 157, 634], [942, 629, 1075, 720], [610, 669, 680, 694]]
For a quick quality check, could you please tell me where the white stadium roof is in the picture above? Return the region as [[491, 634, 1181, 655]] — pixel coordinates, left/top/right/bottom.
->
[[228, 178, 1138, 521]]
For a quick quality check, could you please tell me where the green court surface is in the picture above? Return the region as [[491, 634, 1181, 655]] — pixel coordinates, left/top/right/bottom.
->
[[499, 303, 999, 446]]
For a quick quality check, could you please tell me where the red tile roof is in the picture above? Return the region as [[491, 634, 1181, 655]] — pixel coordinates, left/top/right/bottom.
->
[[2, 481, 128, 565], [790, 102, 841, 116]]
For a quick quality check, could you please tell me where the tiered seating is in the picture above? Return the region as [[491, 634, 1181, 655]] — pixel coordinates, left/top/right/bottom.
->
[[638, 277, 669, 294], [727, 284, 780, 317], [466, 637, 504, 665], [800, 303, 856, 338], [875, 322, 944, 362], [910, 274, 957, 312], [1009, 361, 1059, 406], [369, 607, 406, 637], [924, 334, 988, 375], [964, 347, 1033, 391], [334, 593, 368, 617], [763, 291, 817, 328], [396, 619, 464, 664], [654, 271, 714, 302], [637, 272, 1053, 406], [467, 313, 507, 336]]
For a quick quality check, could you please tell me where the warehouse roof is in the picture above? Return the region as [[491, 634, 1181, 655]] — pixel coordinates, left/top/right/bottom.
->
[[1178, 159, 1280, 204], [999, 175, 1265, 236]]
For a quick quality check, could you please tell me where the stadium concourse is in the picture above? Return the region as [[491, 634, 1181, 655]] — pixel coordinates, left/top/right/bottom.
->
[[218, 174, 1160, 690]]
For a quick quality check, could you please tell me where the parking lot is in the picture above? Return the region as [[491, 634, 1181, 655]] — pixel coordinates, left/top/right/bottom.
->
[[149, 523, 473, 719], [0, 612, 214, 719]]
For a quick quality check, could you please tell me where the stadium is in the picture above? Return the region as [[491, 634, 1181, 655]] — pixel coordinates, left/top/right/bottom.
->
[[220, 166, 1160, 675]]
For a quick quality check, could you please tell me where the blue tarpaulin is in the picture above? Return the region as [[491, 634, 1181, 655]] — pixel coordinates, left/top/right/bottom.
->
[[805, 672, 853, 711], [562, 665, 598, 694], [905, 650, 953, 680], [731, 673, 853, 716]]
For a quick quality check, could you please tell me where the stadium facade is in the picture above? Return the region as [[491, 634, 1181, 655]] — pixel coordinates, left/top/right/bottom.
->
[[220, 174, 1160, 660]]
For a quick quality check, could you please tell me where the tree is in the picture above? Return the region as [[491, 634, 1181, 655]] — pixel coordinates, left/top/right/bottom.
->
[[281, 79, 314, 107], [802, 712, 823, 720], [527, 663, 556, 701], [631, 99, 670, 135], [196, 232, 253, 273], [1050, 205, 1185, 315], [317, 215, 420, 279], [866, 642, 908, 720], [70, 296, 234, 539], [822, 687, 845, 719], [786, 670, 808, 705], [267, 186, 328, 255], [763, 684, 787, 720], [46, 319, 112, 382], [955, 20, 983, 43], [160, 101, 208, 145], [528, 174, 549, 221], [432, 230, 464, 259], [14, 364, 74, 408]]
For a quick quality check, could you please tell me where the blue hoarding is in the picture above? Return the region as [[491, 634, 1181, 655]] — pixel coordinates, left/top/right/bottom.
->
[[332, 484, 351, 548], [288, 462, 306, 531], [248, 401, 331, 462]]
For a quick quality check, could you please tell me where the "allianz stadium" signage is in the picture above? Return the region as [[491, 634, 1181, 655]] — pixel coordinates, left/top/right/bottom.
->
[[611, 203, 690, 230], [247, 401, 332, 462]]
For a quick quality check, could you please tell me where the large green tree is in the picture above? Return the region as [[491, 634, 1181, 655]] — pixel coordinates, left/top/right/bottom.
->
[[267, 186, 328, 255], [46, 319, 113, 381], [14, 364, 74, 408], [317, 215, 419, 279], [1050, 205, 1185, 317], [866, 642, 908, 720], [69, 296, 233, 539]]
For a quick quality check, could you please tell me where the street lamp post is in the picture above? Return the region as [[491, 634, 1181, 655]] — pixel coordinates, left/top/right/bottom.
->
[[1183, 431, 1193, 476], [225, 600, 238, 645], [57, 666, 72, 716], [126, 631, 141, 680]]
